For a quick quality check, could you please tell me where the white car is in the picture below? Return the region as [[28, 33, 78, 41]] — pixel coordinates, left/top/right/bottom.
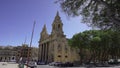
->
[[49, 62, 56, 66], [26, 61, 37, 68]]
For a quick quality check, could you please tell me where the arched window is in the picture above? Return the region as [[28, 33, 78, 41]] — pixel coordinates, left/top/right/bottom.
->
[[58, 24, 60, 29], [65, 56, 68, 58], [12, 57, 14, 60], [5, 57, 6, 60], [58, 55, 61, 57], [0, 57, 2, 61]]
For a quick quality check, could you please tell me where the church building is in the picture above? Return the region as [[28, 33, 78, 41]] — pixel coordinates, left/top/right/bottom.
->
[[38, 12, 79, 63]]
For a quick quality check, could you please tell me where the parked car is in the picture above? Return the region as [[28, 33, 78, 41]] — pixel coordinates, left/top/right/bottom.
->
[[26, 61, 37, 68], [49, 62, 63, 66], [37, 61, 46, 65], [48, 62, 56, 66], [64, 62, 73, 67], [108, 59, 120, 65]]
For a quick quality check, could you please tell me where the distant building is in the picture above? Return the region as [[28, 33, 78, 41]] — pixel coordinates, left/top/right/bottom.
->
[[0, 46, 16, 62], [32, 47, 38, 61], [0, 45, 38, 62], [15, 44, 32, 63], [38, 12, 79, 63]]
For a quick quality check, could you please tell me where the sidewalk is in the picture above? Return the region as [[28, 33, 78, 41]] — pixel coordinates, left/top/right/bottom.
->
[[0, 62, 18, 68], [0, 62, 31, 68]]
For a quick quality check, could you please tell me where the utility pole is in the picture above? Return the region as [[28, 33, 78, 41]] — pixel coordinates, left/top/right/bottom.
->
[[26, 21, 36, 68]]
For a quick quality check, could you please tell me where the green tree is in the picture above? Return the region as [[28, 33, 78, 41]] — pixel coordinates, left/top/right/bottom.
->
[[69, 32, 90, 64], [69, 30, 120, 64], [57, 0, 120, 31], [84, 30, 102, 63], [90, 36, 101, 62], [109, 31, 120, 59], [99, 30, 112, 62]]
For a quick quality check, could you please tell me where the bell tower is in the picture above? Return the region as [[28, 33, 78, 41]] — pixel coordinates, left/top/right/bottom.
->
[[51, 11, 64, 36], [40, 24, 49, 41]]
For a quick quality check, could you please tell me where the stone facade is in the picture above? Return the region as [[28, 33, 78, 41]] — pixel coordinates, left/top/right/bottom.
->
[[0, 46, 16, 62], [15, 44, 32, 62], [0, 45, 37, 62], [38, 12, 80, 63]]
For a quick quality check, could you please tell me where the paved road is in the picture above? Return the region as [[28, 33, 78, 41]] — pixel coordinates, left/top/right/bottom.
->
[[37, 65, 120, 68], [37, 65, 83, 68], [1, 62, 120, 68]]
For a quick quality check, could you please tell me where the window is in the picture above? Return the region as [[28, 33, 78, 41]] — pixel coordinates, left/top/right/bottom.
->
[[0, 57, 2, 61], [12, 57, 14, 60], [5, 57, 6, 60], [58, 24, 60, 29], [65, 56, 68, 58], [58, 55, 61, 57]]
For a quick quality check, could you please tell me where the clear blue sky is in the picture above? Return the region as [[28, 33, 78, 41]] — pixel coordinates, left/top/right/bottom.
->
[[0, 0, 91, 47]]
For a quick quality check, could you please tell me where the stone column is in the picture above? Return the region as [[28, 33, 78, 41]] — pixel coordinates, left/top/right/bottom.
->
[[41, 44, 43, 61], [47, 43, 49, 62], [39, 45, 41, 61], [42, 44, 45, 62], [39, 44, 42, 61], [45, 42, 49, 63], [45, 43, 48, 63], [43, 44, 45, 62], [49, 42, 52, 63], [38, 44, 41, 60], [48, 42, 50, 63], [43, 43, 46, 62], [44, 43, 47, 62]]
